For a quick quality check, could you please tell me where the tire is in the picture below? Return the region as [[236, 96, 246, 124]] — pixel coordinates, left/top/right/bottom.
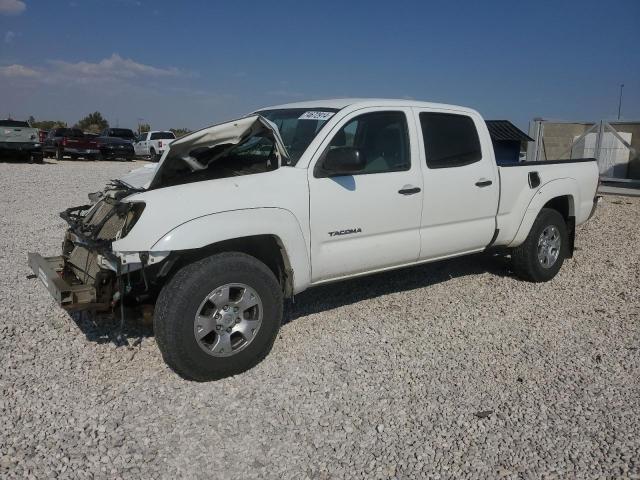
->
[[154, 252, 283, 381], [511, 208, 568, 282], [150, 148, 160, 162], [55, 147, 64, 161]]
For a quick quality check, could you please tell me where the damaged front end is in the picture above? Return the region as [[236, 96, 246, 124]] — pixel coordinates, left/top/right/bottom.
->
[[28, 180, 151, 311]]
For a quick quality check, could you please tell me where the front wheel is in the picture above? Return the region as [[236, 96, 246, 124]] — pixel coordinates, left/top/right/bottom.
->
[[511, 208, 568, 282], [154, 252, 283, 381]]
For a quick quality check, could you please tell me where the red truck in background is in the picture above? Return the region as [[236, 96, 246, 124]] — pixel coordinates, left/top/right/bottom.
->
[[42, 128, 100, 160]]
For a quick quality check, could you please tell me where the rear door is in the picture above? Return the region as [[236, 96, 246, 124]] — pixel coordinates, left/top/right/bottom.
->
[[308, 107, 423, 282], [414, 109, 499, 259]]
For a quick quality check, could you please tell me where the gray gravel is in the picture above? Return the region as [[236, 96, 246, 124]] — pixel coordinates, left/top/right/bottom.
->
[[1, 159, 639, 479]]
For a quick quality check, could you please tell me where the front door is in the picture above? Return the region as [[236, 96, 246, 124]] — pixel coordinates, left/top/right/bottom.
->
[[308, 108, 423, 282], [414, 109, 499, 259]]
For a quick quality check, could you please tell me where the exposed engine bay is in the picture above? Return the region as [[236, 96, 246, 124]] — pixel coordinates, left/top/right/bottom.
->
[[48, 180, 155, 310]]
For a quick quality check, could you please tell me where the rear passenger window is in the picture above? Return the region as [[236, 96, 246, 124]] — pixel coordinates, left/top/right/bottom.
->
[[420, 113, 481, 168]]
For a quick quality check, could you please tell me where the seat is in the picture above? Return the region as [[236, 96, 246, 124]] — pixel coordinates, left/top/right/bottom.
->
[[364, 125, 403, 172]]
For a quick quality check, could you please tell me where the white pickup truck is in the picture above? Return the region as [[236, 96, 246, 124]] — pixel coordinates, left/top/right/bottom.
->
[[133, 130, 176, 161], [29, 99, 600, 381]]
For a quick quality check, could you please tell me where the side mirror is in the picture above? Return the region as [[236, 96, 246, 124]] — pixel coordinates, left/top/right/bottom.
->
[[318, 147, 366, 177]]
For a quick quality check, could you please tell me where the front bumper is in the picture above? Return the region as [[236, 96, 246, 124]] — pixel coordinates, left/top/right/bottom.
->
[[28, 252, 107, 311]]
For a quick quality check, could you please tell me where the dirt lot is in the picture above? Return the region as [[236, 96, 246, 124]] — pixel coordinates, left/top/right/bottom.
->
[[1, 159, 639, 479]]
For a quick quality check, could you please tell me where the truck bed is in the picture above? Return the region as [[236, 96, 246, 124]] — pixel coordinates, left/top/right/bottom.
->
[[494, 158, 599, 248]]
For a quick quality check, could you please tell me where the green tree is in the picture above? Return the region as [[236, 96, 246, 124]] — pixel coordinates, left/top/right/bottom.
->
[[170, 128, 191, 138], [137, 122, 151, 134], [28, 116, 67, 130], [76, 112, 109, 133]]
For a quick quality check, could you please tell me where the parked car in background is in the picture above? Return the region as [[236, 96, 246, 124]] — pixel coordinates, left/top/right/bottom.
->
[[100, 128, 136, 142], [0, 119, 43, 163], [38, 130, 49, 144], [94, 135, 135, 161], [42, 128, 99, 160], [134, 130, 176, 161], [28, 99, 600, 380]]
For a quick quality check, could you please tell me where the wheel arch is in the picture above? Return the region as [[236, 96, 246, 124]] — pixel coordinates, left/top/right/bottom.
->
[[508, 178, 579, 251], [168, 234, 295, 297], [149, 208, 311, 296]]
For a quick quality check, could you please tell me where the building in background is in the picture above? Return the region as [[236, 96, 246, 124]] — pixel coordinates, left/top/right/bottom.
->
[[485, 120, 533, 165], [527, 120, 640, 181]]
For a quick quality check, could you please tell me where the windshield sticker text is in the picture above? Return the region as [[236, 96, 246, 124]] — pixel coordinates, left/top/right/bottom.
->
[[299, 111, 335, 121]]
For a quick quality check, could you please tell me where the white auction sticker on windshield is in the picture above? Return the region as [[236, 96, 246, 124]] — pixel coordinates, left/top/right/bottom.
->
[[298, 111, 335, 121]]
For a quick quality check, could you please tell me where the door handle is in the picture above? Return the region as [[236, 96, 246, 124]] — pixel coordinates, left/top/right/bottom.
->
[[475, 179, 493, 187], [398, 187, 421, 195]]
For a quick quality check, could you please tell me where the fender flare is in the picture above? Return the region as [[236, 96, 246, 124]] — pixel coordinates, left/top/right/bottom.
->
[[508, 178, 578, 248], [150, 207, 311, 293]]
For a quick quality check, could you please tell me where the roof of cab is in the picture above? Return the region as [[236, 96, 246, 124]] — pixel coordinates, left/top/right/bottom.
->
[[256, 98, 478, 115]]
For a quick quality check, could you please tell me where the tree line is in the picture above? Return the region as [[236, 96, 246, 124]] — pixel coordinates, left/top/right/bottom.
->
[[28, 112, 192, 138]]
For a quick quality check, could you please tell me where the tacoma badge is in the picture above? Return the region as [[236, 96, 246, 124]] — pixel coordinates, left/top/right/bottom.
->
[[328, 228, 362, 237]]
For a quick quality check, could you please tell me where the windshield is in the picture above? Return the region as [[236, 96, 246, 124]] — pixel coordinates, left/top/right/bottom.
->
[[256, 108, 338, 165], [60, 128, 85, 137], [150, 131, 175, 140]]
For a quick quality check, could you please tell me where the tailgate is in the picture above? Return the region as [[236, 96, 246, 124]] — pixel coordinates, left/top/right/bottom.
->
[[1, 126, 38, 143], [66, 137, 98, 149]]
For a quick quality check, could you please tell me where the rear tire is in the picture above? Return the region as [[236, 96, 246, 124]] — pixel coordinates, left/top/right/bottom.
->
[[150, 148, 160, 162], [511, 208, 568, 282], [154, 252, 283, 381]]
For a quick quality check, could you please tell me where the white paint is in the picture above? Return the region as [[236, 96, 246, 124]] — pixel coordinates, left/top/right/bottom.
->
[[110, 99, 600, 294]]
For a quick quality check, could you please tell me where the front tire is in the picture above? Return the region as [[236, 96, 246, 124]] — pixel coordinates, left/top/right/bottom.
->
[[511, 208, 568, 282], [154, 252, 283, 381]]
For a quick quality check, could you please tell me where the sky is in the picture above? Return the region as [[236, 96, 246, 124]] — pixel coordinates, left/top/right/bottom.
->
[[0, 0, 638, 131]]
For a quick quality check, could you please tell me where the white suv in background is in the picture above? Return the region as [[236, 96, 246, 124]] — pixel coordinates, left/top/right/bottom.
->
[[134, 130, 176, 161]]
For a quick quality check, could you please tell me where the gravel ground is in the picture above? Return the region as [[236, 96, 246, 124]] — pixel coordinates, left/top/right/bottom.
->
[[1, 159, 639, 479]]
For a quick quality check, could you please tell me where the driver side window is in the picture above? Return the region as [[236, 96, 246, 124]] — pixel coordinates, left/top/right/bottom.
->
[[324, 111, 410, 175]]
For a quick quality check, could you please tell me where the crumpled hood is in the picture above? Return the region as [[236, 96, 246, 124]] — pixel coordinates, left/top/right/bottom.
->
[[147, 115, 288, 189], [119, 163, 158, 190]]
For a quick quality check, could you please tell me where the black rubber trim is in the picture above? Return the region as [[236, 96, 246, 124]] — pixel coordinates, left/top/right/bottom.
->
[[500, 158, 596, 167], [475, 180, 493, 187], [485, 228, 500, 250]]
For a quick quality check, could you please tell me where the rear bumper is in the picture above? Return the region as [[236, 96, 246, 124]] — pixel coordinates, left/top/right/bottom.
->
[[0, 142, 41, 152], [0, 143, 42, 160], [66, 147, 100, 156], [99, 148, 134, 159], [588, 195, 602, 221], [27, 252, 107, 311]]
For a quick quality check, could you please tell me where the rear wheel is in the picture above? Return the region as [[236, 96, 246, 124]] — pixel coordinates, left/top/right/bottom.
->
[[511, 208, 568, 282], [150, 147, 160, 162], [154, 252, 283, 381]]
